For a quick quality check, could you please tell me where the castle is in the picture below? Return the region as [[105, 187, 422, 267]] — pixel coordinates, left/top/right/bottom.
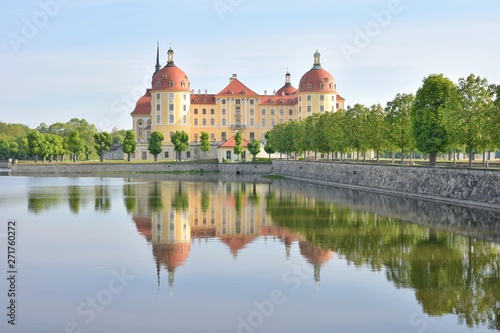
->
[[131, 45, 345, 160]]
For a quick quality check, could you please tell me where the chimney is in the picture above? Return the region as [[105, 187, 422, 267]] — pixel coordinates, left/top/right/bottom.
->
[[273, 90, 276, 95], [230, 74, 237, 82], [198, 89, 201, 94], [264, 90, 267, 96], [205, 89, 207, 95]]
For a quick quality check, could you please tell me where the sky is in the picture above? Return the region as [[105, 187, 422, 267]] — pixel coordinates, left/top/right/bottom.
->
[[0, 0, 499, 132]]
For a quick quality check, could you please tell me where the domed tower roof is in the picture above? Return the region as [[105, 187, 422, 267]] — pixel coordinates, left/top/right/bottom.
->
[[130, 89, 151, 115], [299, 50, 336, 93], [276, 70, 297, 96], [151, 47, 190, 92]]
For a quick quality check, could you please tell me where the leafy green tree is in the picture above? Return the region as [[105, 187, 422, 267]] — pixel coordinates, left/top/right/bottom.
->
[[122, 130, 136, 162], [385, 93, 415, 164], [447, 74, 494, 167], [0, 140, 18, 159], [170, 130, 189, 161], [66, 118, 97, 146], [345, 104, 370, 162], [0, 121, 31, 143], [148, 131, 164, 161], [264, 132, 275, 160], [200, 131, 211, 158], [110, 127, 128, 146], [411, 74, 456, 166], [94, 132, 112, 162], [366, 104, 387, 163], [233, 131, 244, 160], [247, 139, 261, 161], [27, 130, 45, 162], [45, 133, 64, 162], [302, 113, 321, 160], [66, 131, 83, 162], [490, 84, 500, 151]]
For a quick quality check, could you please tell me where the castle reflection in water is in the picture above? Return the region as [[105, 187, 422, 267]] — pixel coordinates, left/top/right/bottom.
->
[[129, 180, 332, 291]]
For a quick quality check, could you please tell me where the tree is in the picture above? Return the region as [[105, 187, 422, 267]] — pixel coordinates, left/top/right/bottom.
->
[[27, 131, 45, 162], [366, 104, 387, 163], [385, 93, 415, 164], [122, 130, 136, 162], [345, 104, 370, 162], [264, 132, 275, 160], [66, 131, 83, 162], [411, 74, 456, 166], [0, 140, 18, 159], [247, 139, 261, 161], [148, 131, 164, 161], [94, 132, 112, 162], [45, 133, 64, 162], [170, 130, 189, 161], [233, 131, 244, 161], [200, 131, 211, 158], [447, 74, 494, 167]]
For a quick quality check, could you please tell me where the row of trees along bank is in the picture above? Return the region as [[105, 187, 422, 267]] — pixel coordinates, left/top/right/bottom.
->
[[265, 74, 500, 167]]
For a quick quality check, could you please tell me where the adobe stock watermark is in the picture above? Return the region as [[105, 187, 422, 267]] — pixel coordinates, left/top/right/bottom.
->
[[7, 0, 72, 53], [234, 261, 312, 333], [59, 268, 135, 333], [213, 0, 244, 21], [339, 0, 404, 63], [98, 66, 153, 132]]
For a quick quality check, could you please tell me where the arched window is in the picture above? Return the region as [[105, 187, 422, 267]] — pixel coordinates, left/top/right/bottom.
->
[[156, 81, 161, 88], [138, 121, 143, 137], [169, 81, 174, 87]]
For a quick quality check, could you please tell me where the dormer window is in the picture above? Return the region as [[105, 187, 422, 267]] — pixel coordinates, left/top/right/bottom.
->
[[203, 98, 206, 103], [181, 81, 186, 88], [319, 83, 324, 89], [162, 75, 167, 80], [169, 81, 174, 87], [194, 98, 197, 103], [307, 83, 312, 89], [157, 81, 161, 88], [229, 90, 233, 94], [242, 91, 246, 95], [325, 77, 329, 82]]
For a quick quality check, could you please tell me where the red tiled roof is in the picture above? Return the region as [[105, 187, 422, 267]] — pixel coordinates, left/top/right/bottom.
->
[[337, 95, 345, 101], [218, 135, 250, 148], [191, 94, 216, 104], [217, 78, 259, 96], [276, 83, 297, 96], [131, 89, 151, 115], [152, 64, 190, 92], [299, 68, 336, 93], [259, 95, 297, 105]]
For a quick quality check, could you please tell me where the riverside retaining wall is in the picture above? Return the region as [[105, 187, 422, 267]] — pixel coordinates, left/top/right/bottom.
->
[[10, 162, 219, 175], [272, 160, 500, 207]]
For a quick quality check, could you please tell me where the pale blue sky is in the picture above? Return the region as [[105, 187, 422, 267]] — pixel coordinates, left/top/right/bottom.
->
[[1, 0, 499, 131]]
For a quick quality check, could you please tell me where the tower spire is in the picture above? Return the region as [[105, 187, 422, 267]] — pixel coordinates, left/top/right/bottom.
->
[[313, 48, 322, 69], [155, 41, 161, 74]]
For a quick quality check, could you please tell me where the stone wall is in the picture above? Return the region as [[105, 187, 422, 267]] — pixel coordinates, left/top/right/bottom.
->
[[11, 162, 219, 175], [272, 160, 500, 206], [219, 163, 273, 176]]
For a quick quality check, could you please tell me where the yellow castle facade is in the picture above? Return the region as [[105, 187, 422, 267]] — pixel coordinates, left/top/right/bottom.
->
[[131, 45, 345, 160]]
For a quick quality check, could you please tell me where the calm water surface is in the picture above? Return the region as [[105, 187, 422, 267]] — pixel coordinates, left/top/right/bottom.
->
[[0, 174, 499, 333]]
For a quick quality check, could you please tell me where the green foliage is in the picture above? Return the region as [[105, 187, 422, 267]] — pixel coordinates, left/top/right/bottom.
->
[[200, 131, 211, 155], [148, 131, 164, 161], [345, 104, 370, 161], [122, 130, 137, 162], [264, 132, 275, 159], [170, 130, 189, 161], [27, 131, 45, 162], [366, 104, 387, 162], [0, 140, 18, 159], [94, 132, 112, 162], [0, 121, 31, 143], [385, 93, 416, 163], [233, 131, 244, 159], [66, 131, 83, 162], [411, 74, 456, 165], [247, 139, 261, 161], [446, 74, 494, 167], [111, 128, 128, 146]]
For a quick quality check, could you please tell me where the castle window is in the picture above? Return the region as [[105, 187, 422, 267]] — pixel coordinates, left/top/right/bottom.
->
[[210, 118, 215, 126], [280, 109, 284, 116], [289, 109, 293, 116], [202, 119, 207, 126], [169, 115, 174, 123], [202, 108, 207, 115], [307, 106, 312, 113], [222, 99, 226, 104], [320, 105, 325, 112], [261, 109, 266, 116], [194, 98, 197, 103], [261, 119, 266, 126], [186, 151, 191, 158], [203, 98, 206, 103], [157, 93, 160, 100], [182, 115, 187, 124], [307, 83, 312, 89], [169, 104, 174, 111], [271, 119, 275, 126], [183, 105, 186, 111], [211, 109, 215, 115], [194, 119, 198, 126], [210, 134, 215, 141], [157, 81, 161, 88], [222, 108, 226, 115], [222, 132, 226, 141], [194, 134, 199, 141], [307, 95, 311, 101], [320, 95, 325, 101], [222, 118, 227, 126], [183, 94, 186, 100], [181, 81, 185, 88], [250, 119, 254, 126], [229, 90, 233, 94], [156, 104, 161, 111], [250, 132, 254, 140], [163, 75, 167, 80], [250, 109, 254, 116], [235, 99, 241, 104], [250, 99, 254, 105], [319, 83, 324, 89], [194, 108, 198, 115], [169, 81, 174, 87], [165, 152, 169, 158], [169, 93, 174, 99], [157, 115, 161, 124], [270, 109, 275, 116]]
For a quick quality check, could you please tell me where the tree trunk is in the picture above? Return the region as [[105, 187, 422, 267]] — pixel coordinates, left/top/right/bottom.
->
[[127, 153, 131, 162], [429, 152, 437, 166], [468, 146, 473, 168], [391, 151, 395, 165], [453, 148, 456, 167], [100, 153, 104, 162], [376, 150, 380, 164], [400, 148, 404, 165], [154, 155, 158, 162], [486, 151, 490, 169], [356, 151, 359, 163]]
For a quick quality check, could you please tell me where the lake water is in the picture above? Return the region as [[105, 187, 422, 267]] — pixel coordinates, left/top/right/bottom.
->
[[0, 174, 499, 333]]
